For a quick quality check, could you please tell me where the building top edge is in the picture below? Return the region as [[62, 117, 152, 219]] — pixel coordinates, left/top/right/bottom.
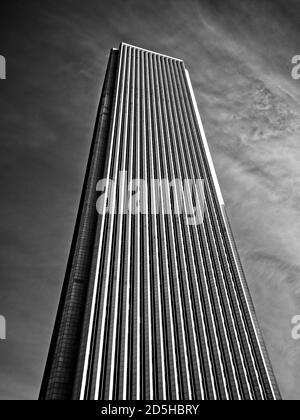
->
[[119, 42, 184, 63]]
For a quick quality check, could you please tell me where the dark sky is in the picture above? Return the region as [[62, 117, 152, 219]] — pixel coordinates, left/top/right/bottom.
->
[[0, 0, 300, 399]]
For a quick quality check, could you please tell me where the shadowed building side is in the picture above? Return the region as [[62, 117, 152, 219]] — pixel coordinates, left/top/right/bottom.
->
[[39, 49, 119, 400]]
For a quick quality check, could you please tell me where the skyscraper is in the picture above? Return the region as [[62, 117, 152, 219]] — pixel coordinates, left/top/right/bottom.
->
[[40, 43, 281, 400]]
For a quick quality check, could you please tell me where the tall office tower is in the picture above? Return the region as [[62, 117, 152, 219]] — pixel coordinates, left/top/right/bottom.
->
[[40, 43, 281, 400]]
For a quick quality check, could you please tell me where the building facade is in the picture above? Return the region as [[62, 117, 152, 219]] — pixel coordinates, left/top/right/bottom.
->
[[40, 43, 281, 400]]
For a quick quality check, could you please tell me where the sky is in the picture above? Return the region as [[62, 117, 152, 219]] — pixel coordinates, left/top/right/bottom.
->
[[0, 0, 300, 400]]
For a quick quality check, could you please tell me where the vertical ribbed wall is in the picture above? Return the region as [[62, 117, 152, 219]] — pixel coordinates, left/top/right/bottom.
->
[[73, 44, 281, 400], [39, 49, 119, 400]]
